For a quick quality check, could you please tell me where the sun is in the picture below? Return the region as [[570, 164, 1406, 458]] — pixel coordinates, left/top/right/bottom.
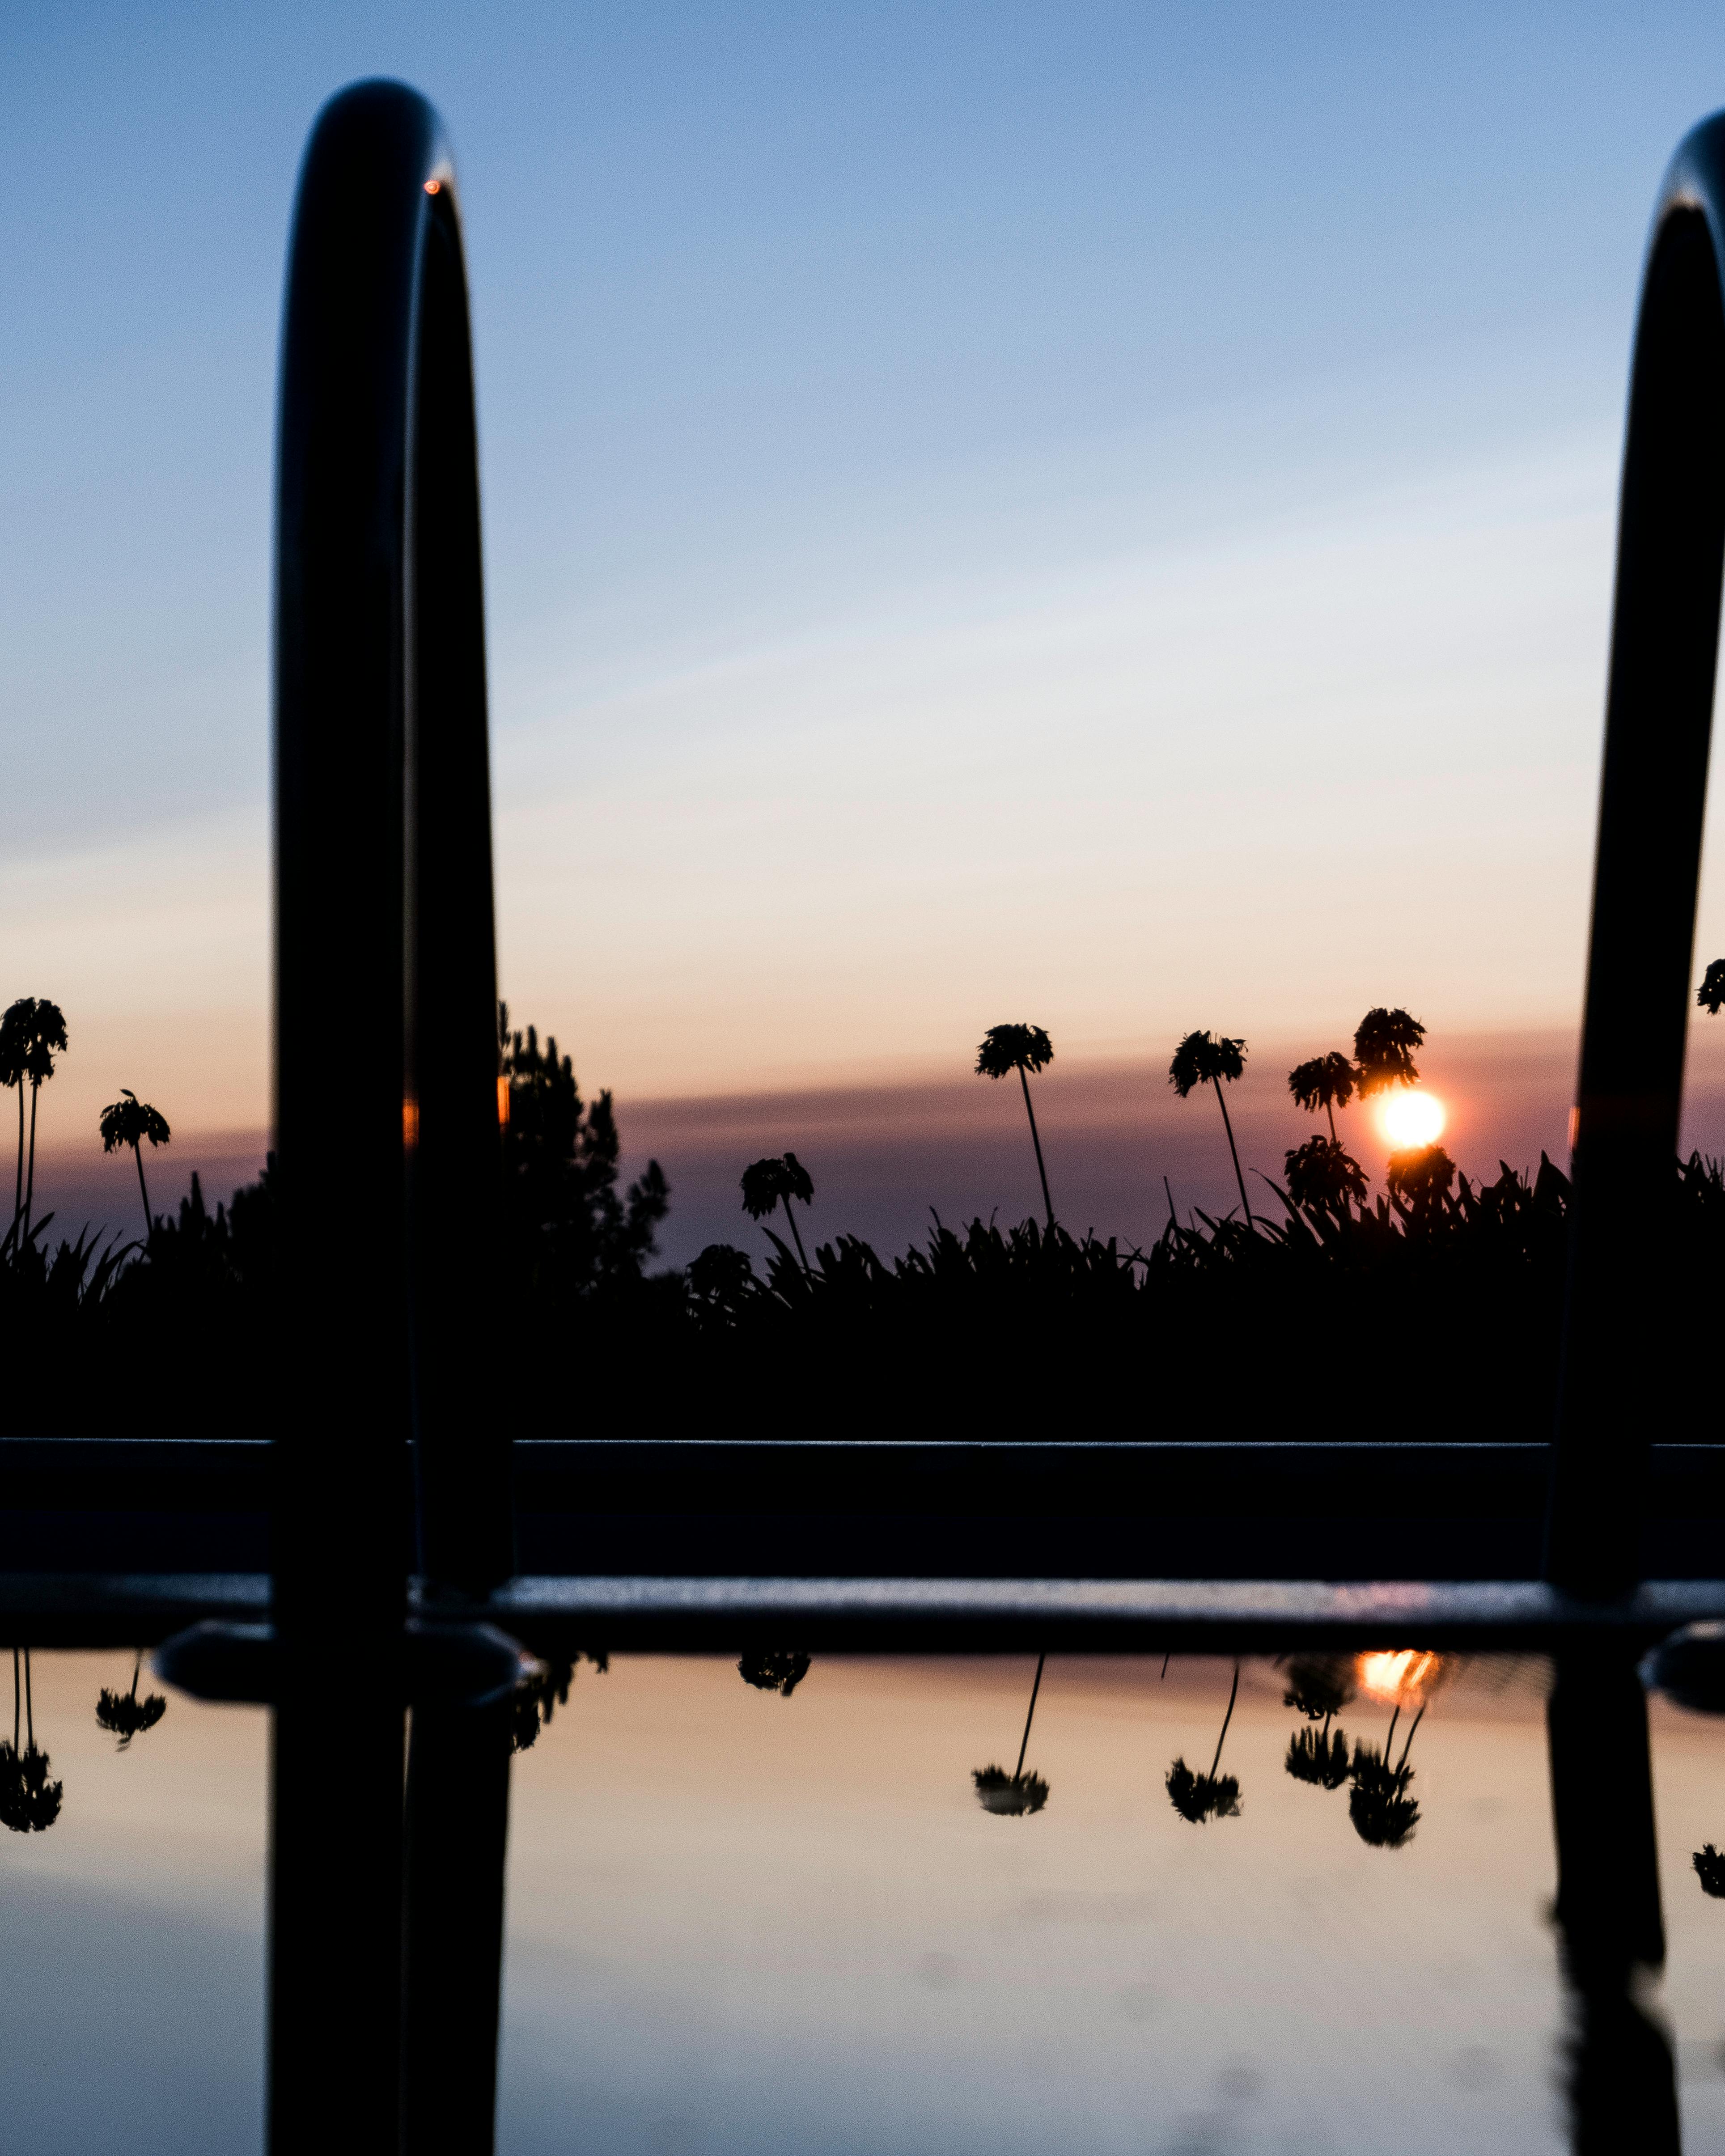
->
[[1380, 1089, 1445, 1149]]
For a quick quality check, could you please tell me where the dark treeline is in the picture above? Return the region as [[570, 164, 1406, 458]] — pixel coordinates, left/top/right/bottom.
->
[[7, 1109, 1725, 1441], [7, 991, 1725, 1439]]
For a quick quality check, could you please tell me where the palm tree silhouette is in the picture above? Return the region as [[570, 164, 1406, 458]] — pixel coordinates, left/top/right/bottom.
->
[[95, 1651, 168, 1749], [1169, 1031, 1251, 1225], [972, 1652, 1050, 1816], [1166, 1661, 1243, 1823], [1348, 1701, 1424, 1849], [1352, 1007, 1424, 1098], [1699, 961, 1725, 1014], [738, 1649, 811, 1696], [1288, 1052, 1357, 1144], [0, 1649, 62, 1834], [740, 1154, 815, 1269], [98, 1092, 172, 1239], [15, 1000, 68, 1241], [975, 1024, 1056, 1229], [0, 1000, 29, 1230]]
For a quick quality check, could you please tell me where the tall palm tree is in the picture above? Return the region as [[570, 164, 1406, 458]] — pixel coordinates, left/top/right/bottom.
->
[[975, 1024, 1056, 1230], [98, 1091, 172, 1238], [17, 1000, 68, 1240], [0, 999, 29, 1232], [1166, 1661, 1243, 1823], [1288, 1051, 1357, 1144], [1169, 1031, 1251, 1224], [1352, 1007, 1424, 1097], [973, 1652, 1049, 1815], [95, 1651, 168, 1749], [740, 1153, 815, 1268]]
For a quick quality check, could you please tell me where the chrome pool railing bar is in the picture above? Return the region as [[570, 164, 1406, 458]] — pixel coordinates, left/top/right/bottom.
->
[[1546, 112, 1725, 1595], [271, 78, 514, 2155]]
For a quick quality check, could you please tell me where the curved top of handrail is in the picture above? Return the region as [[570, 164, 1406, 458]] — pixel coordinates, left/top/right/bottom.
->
[[274, 79, 506, 1605]]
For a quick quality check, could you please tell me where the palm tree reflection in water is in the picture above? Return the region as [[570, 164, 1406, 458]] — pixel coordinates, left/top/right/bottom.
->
[[1348, 1702, 1424, 1848], [511, 1652, 610, 1754], [1282, 1656, 1356, 1792], [1166, 1661, 1242, 1825], [974, 1652, 1050, 1816], [739, 1650, 811, 1698], [0, 1648, 61, 1833], [1693, 1843, 1725, 1898], [95, 1650, 167, 1749]]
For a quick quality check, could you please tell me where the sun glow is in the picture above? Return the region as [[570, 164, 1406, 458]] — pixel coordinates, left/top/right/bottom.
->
[[1357, 1650, 1442, 1702], [1380, 1089, 1445, 1149]]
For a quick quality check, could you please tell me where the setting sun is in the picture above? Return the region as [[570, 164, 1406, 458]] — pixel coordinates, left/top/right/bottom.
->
[[1380, 1090, 1445, 1149]]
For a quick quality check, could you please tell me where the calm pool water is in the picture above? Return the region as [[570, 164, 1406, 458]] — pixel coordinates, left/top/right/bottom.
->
[[0, 1649, 1721, 2152]]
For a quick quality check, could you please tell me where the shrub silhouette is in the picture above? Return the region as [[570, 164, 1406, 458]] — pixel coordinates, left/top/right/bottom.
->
[[975, 1023, 1056, 1228], [1284, 1135, 1368, 1215], [1387, 1142, 1456, 1219], [1694, 1844, 1725, 1898]]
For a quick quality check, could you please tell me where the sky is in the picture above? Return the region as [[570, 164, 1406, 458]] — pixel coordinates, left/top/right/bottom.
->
[[9, 4, 1725, 1256]]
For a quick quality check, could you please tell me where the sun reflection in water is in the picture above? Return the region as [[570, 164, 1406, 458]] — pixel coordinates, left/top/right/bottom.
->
[[1357, 1649, 1443, 1702]]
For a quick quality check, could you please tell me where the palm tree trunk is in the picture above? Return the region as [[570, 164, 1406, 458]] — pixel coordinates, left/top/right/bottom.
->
[[132, 1141, 152, 1238], [1014, 1653, 1046, 1779], [25, 1649, 34, 1749], [1017, 1066, 1055, 1229], [1212, 1084, 1250, 1225], [23, 1080, 41, 1237], [1326, 1101, 1337, 1144], [1208, 1661, 1241, 1780], [781, 1200, 810, 1271], [128, 1649, 142, 1707], [11, 1646, 17, 1751], [12, 1083, 22, 1228], [1395, 1703, 1425, 1774], [1383, 1703, 1400, 1762]]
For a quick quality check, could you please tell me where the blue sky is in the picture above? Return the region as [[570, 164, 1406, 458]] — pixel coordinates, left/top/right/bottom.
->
[[5, 4, 1725, 1179]]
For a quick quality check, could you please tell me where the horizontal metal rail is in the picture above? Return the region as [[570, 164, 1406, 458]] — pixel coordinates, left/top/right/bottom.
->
[[0, 1569, 1723, 1656], [1, 1440, 1722, 1584]]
